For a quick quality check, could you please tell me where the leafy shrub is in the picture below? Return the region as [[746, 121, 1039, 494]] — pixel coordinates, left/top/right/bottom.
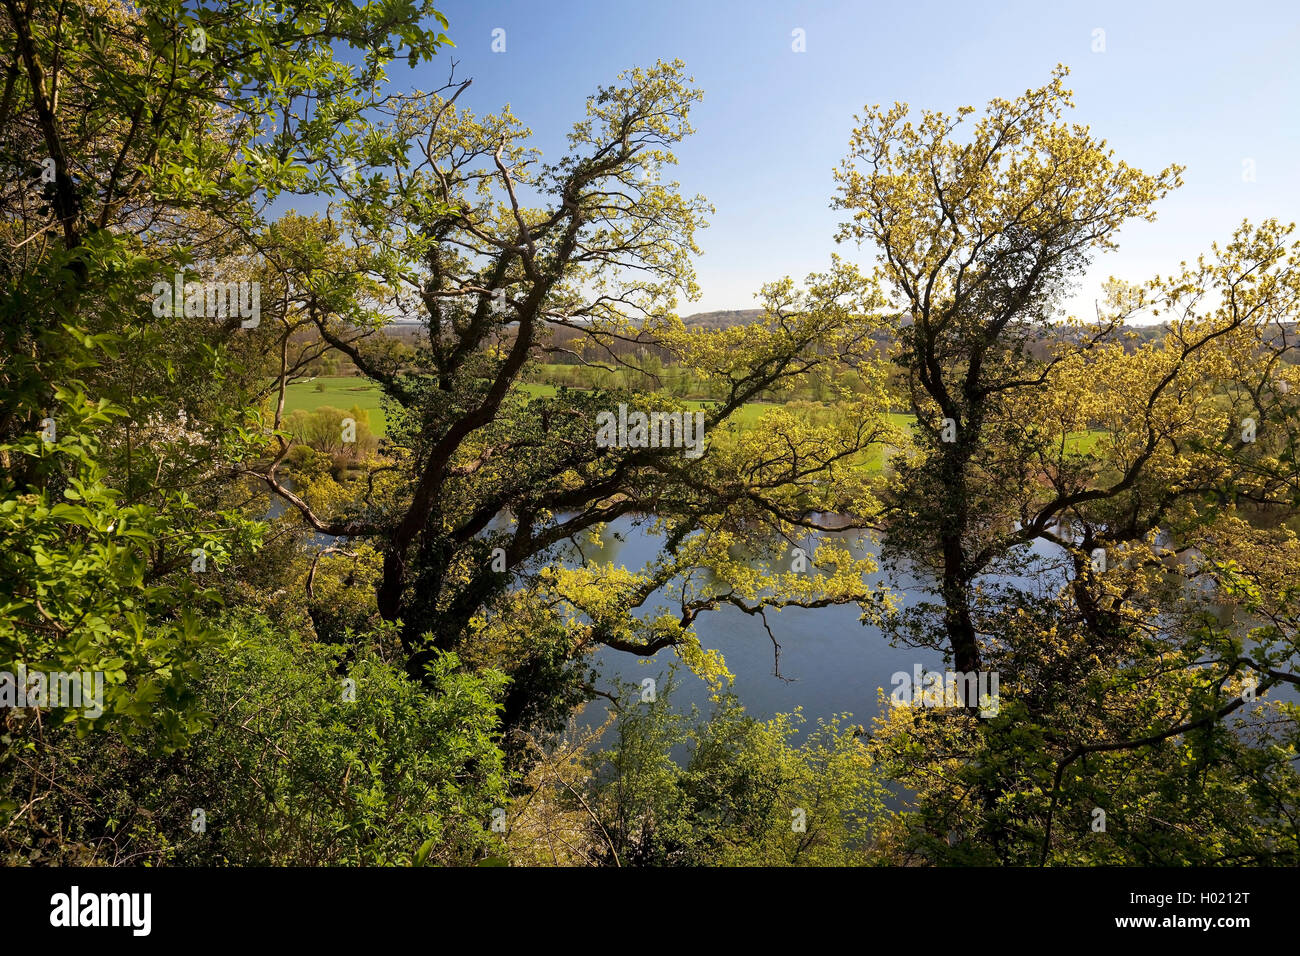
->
[[0, 614, 510, 866], [516, 676, 893, 866], [283, 405, 378, 458]]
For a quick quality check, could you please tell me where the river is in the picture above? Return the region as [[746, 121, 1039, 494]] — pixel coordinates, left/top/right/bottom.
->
[[270, 483, 1290, 732], [555, 514, 1007, 730]]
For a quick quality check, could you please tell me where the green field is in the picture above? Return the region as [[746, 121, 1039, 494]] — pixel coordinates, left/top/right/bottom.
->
[[283, 377, 389, 433], [521, 383, 896, 431], [289, 378, 875, 443], [286, 377, 1100, 461]]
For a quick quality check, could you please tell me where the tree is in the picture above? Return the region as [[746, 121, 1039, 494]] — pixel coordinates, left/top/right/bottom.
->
[[248, 62, 898, 711], [836, 67, 1300, 863], [1, 0, 452, 738], [834, 65, 1185, 679]]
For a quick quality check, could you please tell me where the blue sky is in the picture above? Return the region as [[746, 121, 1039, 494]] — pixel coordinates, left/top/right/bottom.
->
[[399, 0, 1300, 317]]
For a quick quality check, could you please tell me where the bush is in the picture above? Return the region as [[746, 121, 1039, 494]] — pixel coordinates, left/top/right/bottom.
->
[[0, 615, 510, 866], [516, 675, 893, 866], [283, 405, 378, 458]]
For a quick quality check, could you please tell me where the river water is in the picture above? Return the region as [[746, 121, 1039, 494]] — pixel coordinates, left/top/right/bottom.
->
[[270, 478, 953, 726], [271, 483, 1288, 730], [554, 514, 966, 729]]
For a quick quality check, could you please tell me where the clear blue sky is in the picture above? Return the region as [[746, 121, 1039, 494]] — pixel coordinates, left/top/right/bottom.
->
[[402, 0, 1300, 317]]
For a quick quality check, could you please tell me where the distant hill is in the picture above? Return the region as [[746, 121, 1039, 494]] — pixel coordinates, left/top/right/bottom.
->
[[681, 309, 764, 329]]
